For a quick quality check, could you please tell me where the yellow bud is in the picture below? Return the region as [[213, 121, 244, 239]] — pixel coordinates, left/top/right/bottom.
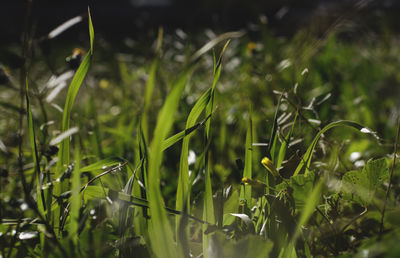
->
[[261, 157, 280, 178], [241, 177, 267, 189]]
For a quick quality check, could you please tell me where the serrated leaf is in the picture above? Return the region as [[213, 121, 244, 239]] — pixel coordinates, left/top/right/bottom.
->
[[342, 158, 388, 206]]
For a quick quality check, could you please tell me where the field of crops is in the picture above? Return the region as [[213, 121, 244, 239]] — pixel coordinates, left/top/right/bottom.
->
[[1, 8, 400, 257]]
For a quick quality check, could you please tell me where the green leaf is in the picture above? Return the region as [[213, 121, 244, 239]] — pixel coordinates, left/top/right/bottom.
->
[[277, 171, 316, 210], [342, 158, 388, 206], [80, 157, 125, 174]]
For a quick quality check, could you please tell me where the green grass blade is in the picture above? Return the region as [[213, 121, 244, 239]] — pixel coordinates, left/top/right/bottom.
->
[[285, 175, 326, 257], [54, 9, 94, 233], [175, 88, 211, 243], [25, 78, 45, 212], [80, 157, 125, 173], [294, 120, 379, 176], [88, 7, 94, 54], [202, 41, 230, 257], [268, 94, 282, 162], [142, 28, 163, 141], [26, 77, 46, 254], [277, 112, 297, 169], [147, 70, 191, 258], [190, 31, 244, 64], [240, 113, 253, 208], [68, 147, 81, 247], [163, 107, 211, 151]]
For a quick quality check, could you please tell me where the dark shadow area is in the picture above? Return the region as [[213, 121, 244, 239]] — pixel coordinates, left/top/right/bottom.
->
[[2, 0, 400, 45]]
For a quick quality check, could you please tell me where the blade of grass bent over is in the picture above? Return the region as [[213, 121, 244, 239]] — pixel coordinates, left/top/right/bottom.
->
[[293, 120, 379, 176]]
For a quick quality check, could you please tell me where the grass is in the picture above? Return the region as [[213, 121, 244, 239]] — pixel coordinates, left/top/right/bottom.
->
[[1, 7, 400, 258]]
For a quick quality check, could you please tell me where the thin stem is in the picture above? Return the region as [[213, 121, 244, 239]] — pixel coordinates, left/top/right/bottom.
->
[[380, 118, 400, 236]]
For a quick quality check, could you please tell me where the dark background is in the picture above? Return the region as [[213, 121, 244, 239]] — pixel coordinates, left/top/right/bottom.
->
[[1, 0, 400, 44]]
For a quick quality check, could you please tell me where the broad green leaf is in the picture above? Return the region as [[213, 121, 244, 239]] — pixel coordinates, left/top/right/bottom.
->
[[342, 158, 388, 206], [276, 171, 316, 210]]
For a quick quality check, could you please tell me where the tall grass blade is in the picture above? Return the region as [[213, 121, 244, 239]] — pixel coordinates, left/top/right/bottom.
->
[[147, 70, 191, 258], [203, 40, 230, 257], [176, 89, 211, 237], [68, 147, 81, 247], [54, 9, 94, 233], [162, 111, 211, 151], [285, 175, 326, 257], [268, 95, 282, 163], [277, 112, 297, 169], [26, 77, 46, 254], [240, 113, 253, 208], [142, 27, 163, 141]]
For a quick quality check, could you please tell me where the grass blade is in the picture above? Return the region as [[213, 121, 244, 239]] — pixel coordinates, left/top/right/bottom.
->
[[294, 120, 379, 176], [203, 41, 230, 257], [26, 77, 46, 254], [54, 9, 94, 233], [68, 147, 81, 247], [240, 113, 253, 208], [147, 70, 191, 258], [176, 89, 211, 237], [277, 112, 297, 169], [141, 27, 163, 141]]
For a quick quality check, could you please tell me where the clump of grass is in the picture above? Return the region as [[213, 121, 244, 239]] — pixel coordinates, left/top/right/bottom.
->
[[2, 6, 400, 258]]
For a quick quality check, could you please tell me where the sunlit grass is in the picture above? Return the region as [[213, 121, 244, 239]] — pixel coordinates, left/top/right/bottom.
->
[[1, 7, 400, 258]]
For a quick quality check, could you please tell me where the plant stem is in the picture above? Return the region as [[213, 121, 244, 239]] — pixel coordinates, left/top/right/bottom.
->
[[379, 118, 400, 236]]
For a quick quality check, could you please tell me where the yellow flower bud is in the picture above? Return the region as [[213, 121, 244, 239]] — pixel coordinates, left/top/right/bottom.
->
[[261, 157, 280, 178], [241, 177, 267, 189]]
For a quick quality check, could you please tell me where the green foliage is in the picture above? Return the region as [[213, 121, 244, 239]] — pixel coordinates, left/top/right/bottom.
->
[[342, 158, 389, 207], [2, 7, 400, 258]]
